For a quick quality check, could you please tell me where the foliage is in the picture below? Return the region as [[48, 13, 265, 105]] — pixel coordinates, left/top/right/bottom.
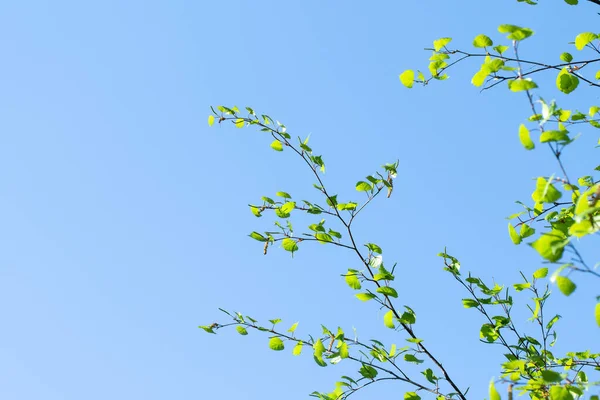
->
[[203, 1, 600, 399]]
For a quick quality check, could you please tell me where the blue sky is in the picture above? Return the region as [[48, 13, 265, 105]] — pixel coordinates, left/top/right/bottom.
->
[[0, 1, 598, 399]]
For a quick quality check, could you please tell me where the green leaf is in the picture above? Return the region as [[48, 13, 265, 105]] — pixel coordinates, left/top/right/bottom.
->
[[384, 310, 395, 329], [560, 52, 573, 62], [376, 286, 398, 298], [366, 243, 382, 254], [234, 118, 245, 128], [404, 354, 424, 364], [498, 24, 534, 41], [540, 130, 569, 143], [249, 231, 267, 242], [356, 292, 376, 301], [531, 177, 562, 203], [541, 370, 563, 383], [276, 191, 292, 199], [533, 267, 548, 279], [282, 238, 299, 253], [520, 224, 535, 239], [359, 364, 378, 379], [489, 380, 501, 400], [556, 68, 579, 94], [355, 181, 373, 192], [270, 140, 283, 151], [433, 37, 452, 51], [518, 124, 535, 150], [462, 299, 479, 308], [345, 270, 362, 290], [288, 322, 299, 333], [550, 386, 574, 400], [236, 326, 248, 335], [208, 115, 215, 126], [556, 276, 576, 296], [530, 230, 567, 262], [574, 32, 598, 50], [473, 34, 493, 48], [405, 392, 421, 400], [513, 283, 531, 291], [564, 0, 578, 4], [280, 201, 295, 214], [508, 223, 522, 244], [400, 70, 415, 88], [595, 303, 600, 327], [198, 325, 216, 334], [339, 342, 349, 358], [493, 45, 508, 54], [293, 342, 303, 355], [508, 79, 538, 92], [269, 337, 285, 351], [480, 324, 499, 342]]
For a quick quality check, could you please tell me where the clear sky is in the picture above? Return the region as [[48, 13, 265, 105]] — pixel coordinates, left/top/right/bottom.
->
[[0, 1, 598, 399]]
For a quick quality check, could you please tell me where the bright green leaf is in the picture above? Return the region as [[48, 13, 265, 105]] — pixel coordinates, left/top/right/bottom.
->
[[282, 238, 299, 253], [288, 322, 299, 333], [556, 68, 579, 94], [531, 177, 562, 203], [556, 276, 576, 296], [530, 230, 567, 262], [356, 292, 376, 301], [400, 70, 415, 88], [498, 24, 534, 41], [489, 380, 501, 400], [236, 326, 248, 335], [234, 118, 245, 128], [473, 34, 493, 48], [345, 270, 362, 290], [249, 231, 267, 242], [433, 37, 452, 51], [293, 342, 303, 355], [508, 223, 522, 244], [508, 79, 538, 92], [560, 52, 573, 62], [270, 140, 283, 151], [384, 310, 395, 329], [574, 32, 598, 50], [208, 115, 215, 126], [377, 286, 398, 298], [269, 337, 285, 351], [355, 181, 373, 192], [533, 267, 549, 279], [550, 385, 574, 400], [518, 124, 535, 150]]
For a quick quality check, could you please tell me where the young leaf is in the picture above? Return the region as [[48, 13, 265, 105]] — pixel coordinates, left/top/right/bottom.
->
[[208, 115, 215, 126], [236, 326, 248, 335], [355, 293, 376, 301], [556, 68, 579, 94], [269, 337, 284, 351], [345, 270, 362, 290], [556, 276, 576, 296], [433, 37, 452, 51], [400, 70, 415, 88], [405, 393, 421, 400], [473, 34, 493, 48], [508, 79, 538, 92], [249, 231, 267, 242], [384, 310, 395, 329], [518, 124, 535, 150], [508, 223, 522, 244], [293, 342, 303, 356], [560, 52, 573, 62], [282, 238, 299, 253], [533, 267, 548, 279], [376, 286, 398, 298], [288, 322, 299, 333], [489, 380, 501, 400], [270, 140, 283, 151], [498, 24, 534, 41], [574, 32, 598, 50], [355, 181, 373, 192], [595, 303, 600, 327]]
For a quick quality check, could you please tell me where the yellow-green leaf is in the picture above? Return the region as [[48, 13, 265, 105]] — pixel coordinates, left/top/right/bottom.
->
[[208, 115, 215, 126], [292, 342, 303, 355], [489, 380, 501, 400], [595, 303, 600, 327], [400, 70, 415, 88], [433, 37, 452, 51], [575, 32, 598, 50], [556, 68, 579, 94], [556, 276, 576, 296], [508, 79, 538, 92], [518, 124, 535, 150], [473, 34, 493, 48], [269, 337, 285, 351], [384, 310, 395, 329], [270, 140, 283, 151], [234, 118, 245, 128], [508, 223, 522, 244]]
